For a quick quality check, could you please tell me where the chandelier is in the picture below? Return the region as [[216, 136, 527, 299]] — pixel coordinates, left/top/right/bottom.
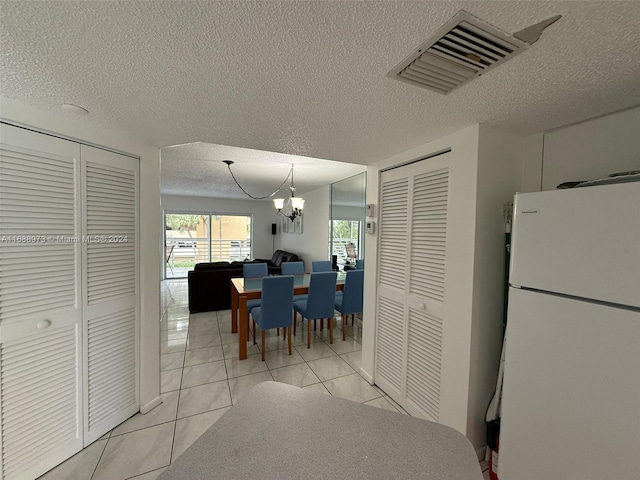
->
[[223, 161, 304, 221]]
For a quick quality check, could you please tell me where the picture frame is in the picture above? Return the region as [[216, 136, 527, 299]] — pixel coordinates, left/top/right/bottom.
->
[[293, 215, 303, 234]]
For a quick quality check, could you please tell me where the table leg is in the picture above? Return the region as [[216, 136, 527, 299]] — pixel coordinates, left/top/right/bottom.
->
[[231, 286, 238, 334], [239, 295, 247, 359]]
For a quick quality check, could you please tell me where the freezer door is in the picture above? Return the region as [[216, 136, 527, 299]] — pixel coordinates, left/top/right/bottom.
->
[[509, 182, 640, 308], [500, 288, 640, 480]]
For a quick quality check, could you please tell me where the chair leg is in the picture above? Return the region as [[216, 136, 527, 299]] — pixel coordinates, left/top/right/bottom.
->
[[329, 317, 333, 344], [343, 315, 347, 341], [320, 318, 324, 331], [261, 330, 266, 361], [287, 326, 292, 355], [253, 319, 256, 345], [293, 312, 297, 336], [352, 314, 354, 326], [307, 319, 311, 349], [314, 319, 317, 331], [277, 327, 280, 336]]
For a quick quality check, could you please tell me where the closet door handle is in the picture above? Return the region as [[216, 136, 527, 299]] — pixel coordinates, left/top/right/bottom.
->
[[37, 320, 51, 330]]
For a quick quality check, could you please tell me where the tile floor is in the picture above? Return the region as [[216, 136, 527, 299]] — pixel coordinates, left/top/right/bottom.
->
[[39, 279, 421, 479]]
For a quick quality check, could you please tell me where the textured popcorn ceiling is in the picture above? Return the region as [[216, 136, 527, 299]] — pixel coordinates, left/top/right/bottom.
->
[[161, 142, 366, 199], [1, 1, 640, 198]]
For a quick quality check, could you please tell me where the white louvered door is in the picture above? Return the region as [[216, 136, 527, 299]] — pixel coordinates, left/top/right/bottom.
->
[[375, 153, 450, 422], [81, 145, 138, 445], [0, 124, 83, 480]]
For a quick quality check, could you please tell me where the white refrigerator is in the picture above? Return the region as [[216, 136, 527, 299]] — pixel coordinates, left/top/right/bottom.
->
[[499, 181, 640, 480]]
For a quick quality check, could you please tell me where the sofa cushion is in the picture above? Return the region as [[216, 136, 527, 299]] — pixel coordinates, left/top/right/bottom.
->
[[194, 261, 232, 271], [270, 250, 298, 267]]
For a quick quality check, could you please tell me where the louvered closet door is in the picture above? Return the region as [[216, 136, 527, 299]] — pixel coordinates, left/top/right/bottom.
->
[[375, 153, 450, 422], [81, 145, 138, 445], [0, 123, 83, 480]]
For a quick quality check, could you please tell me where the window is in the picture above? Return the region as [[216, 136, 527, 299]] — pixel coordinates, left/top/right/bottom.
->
[[164, 213, 252, 278], [211, 215, 252, 262]]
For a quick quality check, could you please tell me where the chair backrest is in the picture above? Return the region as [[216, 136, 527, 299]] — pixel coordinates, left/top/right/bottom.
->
[[281, 261, 305, 275], [312, 260, 332, 272], [341, 269, 364, 314], [259, 275, 294, 329], [243, 262, 268, 278], [355, 259, 364, 270], [305, 271, 338, 318]]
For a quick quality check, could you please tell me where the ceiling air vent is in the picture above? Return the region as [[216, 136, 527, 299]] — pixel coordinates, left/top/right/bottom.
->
[[388, 11, 528, 95]]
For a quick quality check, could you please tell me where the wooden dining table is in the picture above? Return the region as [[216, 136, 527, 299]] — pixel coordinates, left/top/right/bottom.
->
[[230, 273, 346, 359]]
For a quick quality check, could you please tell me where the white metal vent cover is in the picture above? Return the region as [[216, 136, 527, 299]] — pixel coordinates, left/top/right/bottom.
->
[[388, 10, 529, 95]]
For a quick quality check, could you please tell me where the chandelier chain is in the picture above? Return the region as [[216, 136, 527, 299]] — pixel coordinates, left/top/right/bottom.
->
[[224, 162, 294, 200]]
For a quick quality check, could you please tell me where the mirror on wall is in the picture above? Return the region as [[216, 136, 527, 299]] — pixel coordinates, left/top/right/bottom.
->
[[329, 172, 366, 270]]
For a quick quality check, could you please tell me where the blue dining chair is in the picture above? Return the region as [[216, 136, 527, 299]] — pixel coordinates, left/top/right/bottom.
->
[[355, 259, 364, 270], [310, 260, 333, 331], [334, 269, 364, 340], [293, 271, 337, 348], [250, 275, 294, 361], [282, 261, 307, 304], [281, 261, 305, 275], [311, 260, 332, 272], [244, 262, 268, 278], [243, 263, 268, 312], [243, 263, 269, 336]]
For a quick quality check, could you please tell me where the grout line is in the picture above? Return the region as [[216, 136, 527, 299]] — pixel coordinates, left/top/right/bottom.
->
[[126, 466, 169, 479], [216, 311, 235, 406], [89, 435, 110, 480]]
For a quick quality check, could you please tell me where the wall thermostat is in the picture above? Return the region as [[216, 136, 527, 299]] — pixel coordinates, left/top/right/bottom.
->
[[366, 204, 374, 217], [366, 221, 375, 234]]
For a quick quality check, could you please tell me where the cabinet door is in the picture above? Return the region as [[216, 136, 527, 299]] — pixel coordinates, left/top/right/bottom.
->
[[375, 153, 450, 422], [81, 145, 139, 445], [0, 123, 83, 480]]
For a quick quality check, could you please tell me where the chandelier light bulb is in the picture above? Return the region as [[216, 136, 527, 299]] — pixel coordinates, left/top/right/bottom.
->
[[291, 197, 305, 210]]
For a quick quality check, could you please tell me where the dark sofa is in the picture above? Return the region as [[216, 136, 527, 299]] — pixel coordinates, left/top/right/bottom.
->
[[187, 250, 300, 313], [254, 249, 300, 275], [188, 262, 245, 313]]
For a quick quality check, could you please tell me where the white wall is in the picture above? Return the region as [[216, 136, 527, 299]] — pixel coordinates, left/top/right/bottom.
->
[[541, 105, 640, 190], [161, 194, 280, 264], [0, 97, 162, 411], [520, 132, 544, 193], [467, 124, 523, 450], [279, 186, 330, 272]]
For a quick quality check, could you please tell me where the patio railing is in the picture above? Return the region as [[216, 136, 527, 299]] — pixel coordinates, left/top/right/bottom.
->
[[165, 239, 251, 278]]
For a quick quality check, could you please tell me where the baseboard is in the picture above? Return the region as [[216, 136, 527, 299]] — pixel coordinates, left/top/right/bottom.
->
[[359, 367, 374, 385], [140, 395, 163, 414]]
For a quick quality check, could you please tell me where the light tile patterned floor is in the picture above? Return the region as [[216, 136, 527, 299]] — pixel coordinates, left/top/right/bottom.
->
[[38, 279, 404, 480]]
